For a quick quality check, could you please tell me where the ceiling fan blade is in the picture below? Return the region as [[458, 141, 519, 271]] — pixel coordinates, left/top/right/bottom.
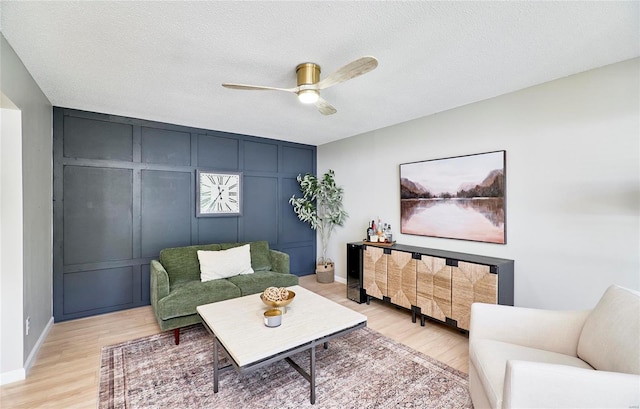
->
[[315, 97, 337, 115], [222, 83, 298, 93], [317, 56, 378, 90]]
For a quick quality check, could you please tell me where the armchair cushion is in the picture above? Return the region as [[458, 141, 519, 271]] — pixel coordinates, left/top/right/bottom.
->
[[470, 339, 592, 409], [577, 285, 640, 374], [503, 360, 640, 409]]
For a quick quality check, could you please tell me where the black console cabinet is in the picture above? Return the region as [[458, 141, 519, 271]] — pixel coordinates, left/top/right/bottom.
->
[[346, 242, 514, 331]]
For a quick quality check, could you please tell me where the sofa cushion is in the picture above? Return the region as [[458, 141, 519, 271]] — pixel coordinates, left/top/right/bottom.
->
[[577, 285, 640, 374], [227, 271, 299, 296], [470, 339, 593, 409], [220, 241, 272, 271], [198, 244, 254, 281], [160, 243, 222, 285], [156, 279, 241, 320]]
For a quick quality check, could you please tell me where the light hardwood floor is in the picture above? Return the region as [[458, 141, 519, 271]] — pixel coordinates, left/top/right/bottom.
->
[[0, 275, 469, 408]]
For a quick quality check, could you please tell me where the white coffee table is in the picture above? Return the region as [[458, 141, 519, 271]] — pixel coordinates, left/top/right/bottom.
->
[[196, 285, 367, 404]]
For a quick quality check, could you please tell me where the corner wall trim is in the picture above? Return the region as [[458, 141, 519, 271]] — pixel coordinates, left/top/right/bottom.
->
[[24, 316, 54, 377]]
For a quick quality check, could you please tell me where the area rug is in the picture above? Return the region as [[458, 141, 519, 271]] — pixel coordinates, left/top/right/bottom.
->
[[99, 324, 472, 408]]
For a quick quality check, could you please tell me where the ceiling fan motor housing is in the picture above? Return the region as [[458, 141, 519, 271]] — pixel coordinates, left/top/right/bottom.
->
[[296, 63, 320, 86]]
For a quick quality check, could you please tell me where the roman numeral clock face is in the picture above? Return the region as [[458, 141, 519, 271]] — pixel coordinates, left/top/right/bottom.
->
[[197, 171, 242, 216]]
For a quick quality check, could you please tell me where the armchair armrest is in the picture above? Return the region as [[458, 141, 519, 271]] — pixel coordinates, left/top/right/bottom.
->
[[269, 250, 290, 274], [150, 260, 170, 309], [470, 303, 591, 356], [503, 360, 640, 408]]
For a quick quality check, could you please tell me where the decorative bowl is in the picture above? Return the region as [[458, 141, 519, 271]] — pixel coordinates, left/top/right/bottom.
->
[[260, 290, 296, 308]]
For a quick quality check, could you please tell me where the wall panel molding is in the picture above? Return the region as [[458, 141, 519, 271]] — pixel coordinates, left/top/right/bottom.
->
[[53, 108, 316, 321]]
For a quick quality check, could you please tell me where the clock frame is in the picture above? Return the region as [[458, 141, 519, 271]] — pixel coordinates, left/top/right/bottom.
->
[[196, 170, 242, 217]]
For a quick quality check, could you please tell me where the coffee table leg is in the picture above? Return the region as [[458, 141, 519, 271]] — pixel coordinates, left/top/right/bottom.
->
[[213, 336, 219, 393], [310, 345, 316, 404]]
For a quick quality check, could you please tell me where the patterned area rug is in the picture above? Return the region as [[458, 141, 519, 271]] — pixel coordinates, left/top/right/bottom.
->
[[99, 324, 471, 408]]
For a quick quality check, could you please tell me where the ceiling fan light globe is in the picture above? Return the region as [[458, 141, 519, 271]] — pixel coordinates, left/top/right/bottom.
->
[[298, 89, 319, 104]]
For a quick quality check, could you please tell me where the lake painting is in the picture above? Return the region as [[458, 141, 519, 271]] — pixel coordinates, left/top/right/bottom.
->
[[400, 151, 506, 244]]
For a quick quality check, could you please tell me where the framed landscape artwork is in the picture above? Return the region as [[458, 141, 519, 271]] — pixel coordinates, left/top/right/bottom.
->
[[400, 151, 506, 244]]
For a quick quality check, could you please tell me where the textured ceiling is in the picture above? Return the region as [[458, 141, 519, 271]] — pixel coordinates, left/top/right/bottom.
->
[[1, 1, 638, 146]]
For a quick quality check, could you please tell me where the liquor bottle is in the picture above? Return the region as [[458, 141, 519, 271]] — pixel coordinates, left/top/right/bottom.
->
[[386, 224, 393, 242]]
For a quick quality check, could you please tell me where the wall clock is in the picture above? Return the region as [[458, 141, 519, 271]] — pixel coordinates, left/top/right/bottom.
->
[[196, 170, 242, 217]]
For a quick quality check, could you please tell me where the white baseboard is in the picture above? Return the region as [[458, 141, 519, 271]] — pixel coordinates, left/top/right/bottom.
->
[[0, 368, 26, 385], [24, 316, 54, 376], [1, 316, 54, 385], [335, 276, 347, 284]]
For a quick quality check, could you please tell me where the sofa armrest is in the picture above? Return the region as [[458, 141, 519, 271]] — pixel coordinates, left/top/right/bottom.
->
[[269, 250, 290, 274], [503, 360, 640, 408], [150, 260, 170, 309], [470, 303, 591, 356]]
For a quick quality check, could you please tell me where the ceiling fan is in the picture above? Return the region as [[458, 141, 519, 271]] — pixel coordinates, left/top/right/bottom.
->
[[222, 56, 378, 115]]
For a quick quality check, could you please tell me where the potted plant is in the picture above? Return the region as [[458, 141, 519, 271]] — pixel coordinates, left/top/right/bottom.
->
[[289, 169, 348, 283]]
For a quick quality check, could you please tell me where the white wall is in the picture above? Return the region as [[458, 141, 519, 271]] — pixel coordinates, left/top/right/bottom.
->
[[0, 107, 25, 383], [318, 58, 639, 310], [0, 34, 53, 383]]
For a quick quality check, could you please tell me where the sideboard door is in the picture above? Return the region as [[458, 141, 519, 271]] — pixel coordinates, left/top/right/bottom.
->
[[451, 261, 497, 330], [387, 250, 417, 309], [416, 255, 451, 322], [363, 246, 386, 299]]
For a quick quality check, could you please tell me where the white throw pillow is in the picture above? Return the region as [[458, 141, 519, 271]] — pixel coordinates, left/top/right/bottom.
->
[[198, 245, 254, 281]]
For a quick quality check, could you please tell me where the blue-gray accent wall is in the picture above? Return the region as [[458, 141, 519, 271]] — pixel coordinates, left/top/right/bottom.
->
[[53, 108, 316, 322]]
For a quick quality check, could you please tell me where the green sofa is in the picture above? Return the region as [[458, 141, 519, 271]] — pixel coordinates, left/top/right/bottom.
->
[[150, 240, 299, 344]]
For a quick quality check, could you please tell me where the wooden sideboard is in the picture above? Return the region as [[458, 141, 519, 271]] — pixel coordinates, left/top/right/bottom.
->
[[347, 242, 514, 331]]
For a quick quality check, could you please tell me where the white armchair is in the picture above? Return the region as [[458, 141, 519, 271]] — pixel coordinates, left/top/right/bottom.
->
[[469, 285, 640, 408]]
